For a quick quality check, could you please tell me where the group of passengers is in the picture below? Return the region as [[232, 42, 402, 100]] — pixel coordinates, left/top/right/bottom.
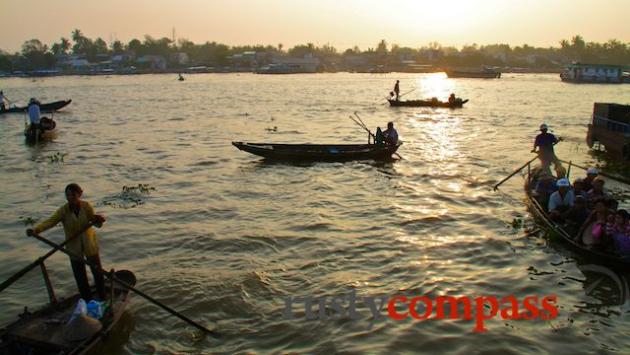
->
[[531, 123, 630, 256]]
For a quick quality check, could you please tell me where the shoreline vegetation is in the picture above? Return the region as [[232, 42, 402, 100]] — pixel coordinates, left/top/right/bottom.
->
[[1, 30, 629, 77]]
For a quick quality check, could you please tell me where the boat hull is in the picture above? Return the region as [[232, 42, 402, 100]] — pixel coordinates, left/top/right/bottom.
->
[[388, 99, 468, 108], [446, 71, 500, 79], [1, 100, 72, 114], [524, 173, 630, 269], [24, 125, 57, 142], [0, 270, 136, 355], [232, 142, 401, 161]]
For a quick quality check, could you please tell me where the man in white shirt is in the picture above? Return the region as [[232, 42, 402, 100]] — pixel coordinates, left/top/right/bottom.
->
[[383, 122, 399, 145], [28, 98, 41, 126], [548, 178, 574, 220]]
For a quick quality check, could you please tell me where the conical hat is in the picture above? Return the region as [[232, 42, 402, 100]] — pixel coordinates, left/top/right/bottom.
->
[[63, 314, 102, 341]]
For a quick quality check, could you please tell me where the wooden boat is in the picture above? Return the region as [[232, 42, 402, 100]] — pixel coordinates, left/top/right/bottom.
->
[[524, 165, 630, 269], [0, 270, 136, 355], [232, 142, 401, 161], [1, 100, 72, 114], [388, 98, 468, 108], [446, 70, 501, 79], [24, 122, 58, 143]]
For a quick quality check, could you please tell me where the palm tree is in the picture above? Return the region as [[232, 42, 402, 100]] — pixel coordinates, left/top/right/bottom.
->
[[60, 37, 71, 54]]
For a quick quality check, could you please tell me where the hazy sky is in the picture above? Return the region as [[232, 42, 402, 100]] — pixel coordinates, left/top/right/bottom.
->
[[1, 0, 629, 52]]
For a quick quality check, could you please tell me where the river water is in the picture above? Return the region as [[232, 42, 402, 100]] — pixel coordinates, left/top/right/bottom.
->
[[1, 73, 629, 354]]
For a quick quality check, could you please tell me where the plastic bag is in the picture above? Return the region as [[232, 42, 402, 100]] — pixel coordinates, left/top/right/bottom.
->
[[68, 298, 87, 324], [87, 300, 104, 319]]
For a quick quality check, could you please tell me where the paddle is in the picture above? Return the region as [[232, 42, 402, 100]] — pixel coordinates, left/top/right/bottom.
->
[[28, 232, 219, 337], [493, 155, 539, 191], [398, 88, 416, 99], [0, 223, 94, 293]]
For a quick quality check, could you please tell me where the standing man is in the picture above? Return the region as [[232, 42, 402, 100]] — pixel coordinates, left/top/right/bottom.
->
[[27, 184, 107, 301], [532, 123, 562, 173], [393, 80, 400, 101], [0, 90, 7, 111]]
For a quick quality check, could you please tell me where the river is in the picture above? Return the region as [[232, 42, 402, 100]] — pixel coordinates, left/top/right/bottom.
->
[[1, 73, 629, 353]]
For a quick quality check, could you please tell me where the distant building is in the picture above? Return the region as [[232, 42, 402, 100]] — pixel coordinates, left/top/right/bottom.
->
[[561, 63, 628, 83], [170, 52, 189, 66], [256, 54, 321, 74], [137, 55, 167, 70]]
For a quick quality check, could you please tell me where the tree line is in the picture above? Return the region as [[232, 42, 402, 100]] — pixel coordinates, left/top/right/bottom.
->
[[1, 29, 629, 72]]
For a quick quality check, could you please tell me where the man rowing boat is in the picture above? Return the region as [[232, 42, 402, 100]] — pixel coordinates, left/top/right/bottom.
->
[[383, 122, 399, 145], [27, 184, 107, 301], [531, 123, 563, 174]]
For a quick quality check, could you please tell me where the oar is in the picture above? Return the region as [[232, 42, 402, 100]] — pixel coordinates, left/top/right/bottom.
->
[[0, 223, 94, 293], [493, 155, 539, 191], [29, 233, 219, 337], [558, 160, 630, 185], [398, 88, 416, 99]]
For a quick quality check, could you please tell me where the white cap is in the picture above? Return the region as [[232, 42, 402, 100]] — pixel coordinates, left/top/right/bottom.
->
[[587, 167, 599, 175], [557, 178, 570, 187], [540, 123, 548, 130]]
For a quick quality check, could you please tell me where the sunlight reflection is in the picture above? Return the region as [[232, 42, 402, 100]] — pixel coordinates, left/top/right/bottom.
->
[[415, 73, 454, 101]]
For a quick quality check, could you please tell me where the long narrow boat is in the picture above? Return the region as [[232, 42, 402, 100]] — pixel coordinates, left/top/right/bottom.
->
[[0, 270, 136, 355], [446, 70, 501, 79], [388, 98, 468, 108], [524, 164, 630, 269], [1, 100, 72, 114], [232, 142, 401, 161]]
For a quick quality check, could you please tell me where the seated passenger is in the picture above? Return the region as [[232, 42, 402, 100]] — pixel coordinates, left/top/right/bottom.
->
[[587, 177, 607, 203], [448, 93, 457, 104], [608, 209, 630, 256], [572, 178, 588, 199], [576, 198, 608, 247], [548, 178, 574, 220], [534, 171, 557, 207], [383, 122, 399, 145], [374, 127, 385, 146], [563, 196, 590, 233], [583, 167, 599, 192]]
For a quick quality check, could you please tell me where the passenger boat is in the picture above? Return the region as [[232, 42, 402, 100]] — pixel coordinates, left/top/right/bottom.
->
[[523, 163, 630, 269], [1, 100, 72, 114], [0, 270, 136, 355], [388, 98, 468, 108], [232, 142, 401, 161], [24, 122, 58, 143], [446, 69, 501, 79]]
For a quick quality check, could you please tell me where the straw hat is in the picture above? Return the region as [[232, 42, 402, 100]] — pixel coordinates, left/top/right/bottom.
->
[[63, 314, 102, 341]]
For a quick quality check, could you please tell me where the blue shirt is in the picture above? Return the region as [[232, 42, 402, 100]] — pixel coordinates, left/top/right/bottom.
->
[[535, 132, 558, 154]]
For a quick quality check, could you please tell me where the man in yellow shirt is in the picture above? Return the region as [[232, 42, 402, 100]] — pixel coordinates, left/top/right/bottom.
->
[[27, 183, 106, 301]]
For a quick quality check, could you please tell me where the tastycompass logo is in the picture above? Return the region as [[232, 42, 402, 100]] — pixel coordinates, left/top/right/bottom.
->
[[282, 290, 559, 332]]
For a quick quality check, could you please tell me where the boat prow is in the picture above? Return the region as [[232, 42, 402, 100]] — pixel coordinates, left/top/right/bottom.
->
[[0, 270, 136, 355]]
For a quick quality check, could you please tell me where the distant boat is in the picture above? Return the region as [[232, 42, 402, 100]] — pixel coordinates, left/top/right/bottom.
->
[[446, 68, 501, 79], [178, 74, 185, 81], [560, 63, 628, 84], [255, 63, 316, 74], [0, 100, 72, 115], [388, 98, 468, 108], [232, 142, 401, 161]]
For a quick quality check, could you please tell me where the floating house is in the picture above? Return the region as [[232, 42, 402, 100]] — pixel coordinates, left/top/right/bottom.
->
[[561, 63, 628, 83]]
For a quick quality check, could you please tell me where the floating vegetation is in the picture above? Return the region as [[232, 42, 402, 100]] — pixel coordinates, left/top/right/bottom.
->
[[19, 216, 37, 226], [265, 126, 278, 132], [101, 184, 156, 209], [47, 152, 67, 163]]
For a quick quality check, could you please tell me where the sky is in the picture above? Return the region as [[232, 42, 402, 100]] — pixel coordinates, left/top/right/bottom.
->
[[1, 0, 629, 52]]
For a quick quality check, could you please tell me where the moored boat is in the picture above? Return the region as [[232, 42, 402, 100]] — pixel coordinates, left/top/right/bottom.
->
[[388, 98, 468, 108], [523, 163, 630, 269], [1, 100, 72, 115], [446, 69, 501, 79], [0, 270, 136, 355], [232, 142, 401, 161]]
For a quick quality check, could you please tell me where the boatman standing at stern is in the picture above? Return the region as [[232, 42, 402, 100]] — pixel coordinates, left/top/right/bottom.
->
[[0, 90, 7, 111], [27, 184, 107, 301], [383, 122, 399, 145], [532, 123, 563, 174], [393, 80, 400, 101]]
